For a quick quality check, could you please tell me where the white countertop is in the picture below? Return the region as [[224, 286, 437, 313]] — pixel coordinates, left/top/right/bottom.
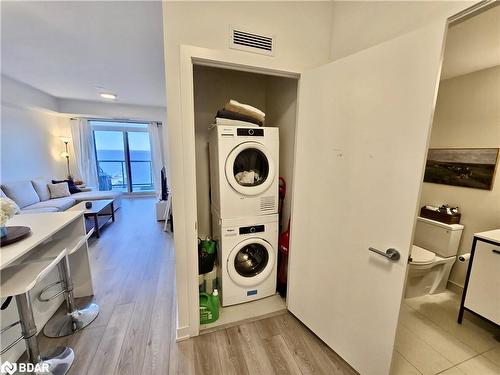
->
[[0, 211, 83, 269], [475, 229, 500, 245]]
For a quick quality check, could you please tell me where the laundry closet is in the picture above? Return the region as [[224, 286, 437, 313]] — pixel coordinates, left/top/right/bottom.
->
[[174, 13, 455, 373], [193, 64, 298, 330]]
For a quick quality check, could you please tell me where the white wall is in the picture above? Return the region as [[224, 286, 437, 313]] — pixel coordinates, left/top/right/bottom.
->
[[1, 76, 69, 182], [163, 1, 334, 338], [1, 75, 167, 184], [420, 66, 500, 288], [329, 1, 474, 61], [266, 76, 298, 229]]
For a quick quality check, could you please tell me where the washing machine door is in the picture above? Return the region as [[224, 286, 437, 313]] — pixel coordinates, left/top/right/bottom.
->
[[225, 141, 276, 196], [227, 237, 276, 287]]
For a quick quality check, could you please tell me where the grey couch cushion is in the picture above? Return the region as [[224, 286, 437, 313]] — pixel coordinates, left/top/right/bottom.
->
[[72, 190, 121, 201], [1, 180, 40, 208], [20, 207, 59, 214], [31, 178, 51, 201], [23, 197, 76, 212]]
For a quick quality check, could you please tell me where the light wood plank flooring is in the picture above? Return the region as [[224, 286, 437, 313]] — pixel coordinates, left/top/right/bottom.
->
[[36, 197, 176, 375], [34, 197, 358, 375]]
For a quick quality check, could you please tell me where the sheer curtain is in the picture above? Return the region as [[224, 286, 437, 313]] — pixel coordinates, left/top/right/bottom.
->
[[148, 122, 165, 197], [70, 118, 99, 188]]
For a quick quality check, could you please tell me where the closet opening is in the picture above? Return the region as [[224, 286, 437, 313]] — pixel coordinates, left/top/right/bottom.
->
[[192, 64, 299, 332]]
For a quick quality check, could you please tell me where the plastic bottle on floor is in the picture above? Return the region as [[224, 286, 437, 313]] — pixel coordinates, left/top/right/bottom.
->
[[199, 289, 220, 324]]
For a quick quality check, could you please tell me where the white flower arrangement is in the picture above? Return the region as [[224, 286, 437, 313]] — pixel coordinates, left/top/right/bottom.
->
[[0, 197, 17, 227]]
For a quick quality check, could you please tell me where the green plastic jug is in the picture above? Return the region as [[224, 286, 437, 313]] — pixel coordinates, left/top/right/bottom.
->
[[200, 239, 216, 254], [199, 289, 219, 324]]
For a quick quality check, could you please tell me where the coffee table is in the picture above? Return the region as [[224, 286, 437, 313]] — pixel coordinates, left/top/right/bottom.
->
[[68, 199, 115, 238]]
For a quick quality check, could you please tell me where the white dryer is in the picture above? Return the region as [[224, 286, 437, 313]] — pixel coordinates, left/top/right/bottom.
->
[[209, 125, 279, 218], [212, 212, 278, 306]]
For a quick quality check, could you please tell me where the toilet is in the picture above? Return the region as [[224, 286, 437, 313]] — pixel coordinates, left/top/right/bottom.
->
[[405, 216, 464, 298]]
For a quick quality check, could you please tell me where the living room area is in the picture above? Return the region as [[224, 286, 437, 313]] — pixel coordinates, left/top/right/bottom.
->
[[1, 2, 174, 374], [1, 0, 169, 215]]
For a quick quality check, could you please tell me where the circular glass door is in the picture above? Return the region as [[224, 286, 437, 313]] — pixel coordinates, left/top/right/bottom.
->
[[234, 243, 269, 277], [225, 142, 275, 196], [227, 238, 275, 287]]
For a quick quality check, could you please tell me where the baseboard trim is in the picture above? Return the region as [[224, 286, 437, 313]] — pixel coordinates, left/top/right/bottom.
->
[[176, 326, 191, 342], [446, 280, 464, 295]]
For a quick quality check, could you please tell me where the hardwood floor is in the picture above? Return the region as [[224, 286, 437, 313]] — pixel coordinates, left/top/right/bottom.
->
[[35, 197, 357, 375], [36, 197, 176, 375], [170, 311, 357, 375]]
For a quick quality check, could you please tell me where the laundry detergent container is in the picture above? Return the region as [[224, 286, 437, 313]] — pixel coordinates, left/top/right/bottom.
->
[[405, 217, 464, 298]]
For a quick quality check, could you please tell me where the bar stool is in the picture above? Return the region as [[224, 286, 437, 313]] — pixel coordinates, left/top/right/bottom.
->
[[0, 249, 74, 375], [38, 233, 99, 338]]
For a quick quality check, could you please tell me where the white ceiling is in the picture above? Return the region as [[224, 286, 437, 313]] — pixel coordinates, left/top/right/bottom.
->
[[441, 5, 500, 80], [2, 1, 498, 102], [1, 1, 166, 107]]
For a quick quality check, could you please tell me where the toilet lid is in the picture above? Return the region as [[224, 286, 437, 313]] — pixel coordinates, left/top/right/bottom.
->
[[410, 245, 435, 265]]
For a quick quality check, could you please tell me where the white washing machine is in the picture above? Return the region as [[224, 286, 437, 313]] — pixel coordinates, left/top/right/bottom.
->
[[209, 125, 279, 219], [212, 212, 278, 306]]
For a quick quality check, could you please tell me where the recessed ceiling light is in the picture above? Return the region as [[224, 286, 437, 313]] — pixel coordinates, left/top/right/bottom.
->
[[100, 92, 117, 100]]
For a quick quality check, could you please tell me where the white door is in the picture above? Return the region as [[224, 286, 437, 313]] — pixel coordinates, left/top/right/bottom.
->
[[287, 21, 447, 375]]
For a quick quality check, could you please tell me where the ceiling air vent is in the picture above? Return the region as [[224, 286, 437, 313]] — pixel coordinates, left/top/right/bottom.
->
[[230, 27, 274, 56]]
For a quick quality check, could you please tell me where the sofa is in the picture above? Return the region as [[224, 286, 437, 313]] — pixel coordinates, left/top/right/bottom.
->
[[0, 178, 122, 214]]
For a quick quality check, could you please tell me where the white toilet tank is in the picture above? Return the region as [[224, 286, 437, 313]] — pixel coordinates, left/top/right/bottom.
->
[[414, 217, 464, 257]]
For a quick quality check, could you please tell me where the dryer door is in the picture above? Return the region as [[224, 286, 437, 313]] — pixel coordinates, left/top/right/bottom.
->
[[225, 141, 276, 196], [227, 237, 276, 287]]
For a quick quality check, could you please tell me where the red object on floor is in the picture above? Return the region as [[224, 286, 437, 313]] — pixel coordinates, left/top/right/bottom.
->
[[277, 219, 290, 296]]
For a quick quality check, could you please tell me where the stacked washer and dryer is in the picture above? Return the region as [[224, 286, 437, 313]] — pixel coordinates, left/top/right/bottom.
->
[[209, 125, 279, 306]]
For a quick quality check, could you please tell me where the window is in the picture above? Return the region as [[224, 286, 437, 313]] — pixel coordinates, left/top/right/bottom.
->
[[91, 121, 154, 193]]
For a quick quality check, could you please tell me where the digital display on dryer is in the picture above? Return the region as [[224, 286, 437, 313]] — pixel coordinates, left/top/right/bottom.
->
[[237, 128, 264, 136]]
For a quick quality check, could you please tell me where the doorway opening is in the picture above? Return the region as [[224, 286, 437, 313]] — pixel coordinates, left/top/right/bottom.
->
[[396, 4, 500, 374]]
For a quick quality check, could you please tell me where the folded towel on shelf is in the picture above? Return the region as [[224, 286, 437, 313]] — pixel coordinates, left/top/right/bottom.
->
[[216, 109, 263, 126], [224, 99, 265, 123], [214, 117, 259, 127]]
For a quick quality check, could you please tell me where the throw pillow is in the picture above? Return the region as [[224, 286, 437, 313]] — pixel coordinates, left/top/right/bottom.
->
[[48, 182, 71, 199], [1, 180, 40, 208], [31, 178, 51, 201], [52, 179, 81, 194]]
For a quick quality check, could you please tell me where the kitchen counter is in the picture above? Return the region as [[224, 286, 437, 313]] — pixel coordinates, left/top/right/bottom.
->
[[1, 211, 83, 269]]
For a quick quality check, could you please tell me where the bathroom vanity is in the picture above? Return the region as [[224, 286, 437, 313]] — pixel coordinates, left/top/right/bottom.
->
[[458, 229, 500, 326]]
